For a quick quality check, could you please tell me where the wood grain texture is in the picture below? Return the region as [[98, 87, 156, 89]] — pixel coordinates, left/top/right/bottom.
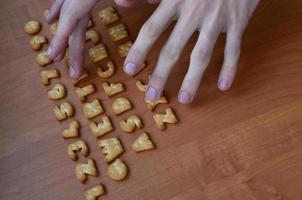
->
[[1, 0, 302, 199]]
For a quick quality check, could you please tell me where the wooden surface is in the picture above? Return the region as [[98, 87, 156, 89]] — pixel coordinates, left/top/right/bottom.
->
[[1, 0, 302, 199]]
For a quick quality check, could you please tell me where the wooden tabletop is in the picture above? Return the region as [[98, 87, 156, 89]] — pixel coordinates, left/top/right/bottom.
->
[[1, 0, 302, 199]]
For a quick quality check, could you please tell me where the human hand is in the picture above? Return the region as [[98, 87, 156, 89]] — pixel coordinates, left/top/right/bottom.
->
[[117, 0, 260, 104], [46, 0, 97, 79]]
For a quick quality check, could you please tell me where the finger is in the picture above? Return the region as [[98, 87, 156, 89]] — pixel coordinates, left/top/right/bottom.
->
[[47, 0, 65, 23], [47, 12, 79, 60], [68, 16, 89, 79], [147, 0, 161, 4], [217, 27, 243, 91], [114, 0, 138, 7], [145, 15, 196, 101], [54, 50, 65, 62], [124, 0, 177, 75], [178, 24, 220, 104]]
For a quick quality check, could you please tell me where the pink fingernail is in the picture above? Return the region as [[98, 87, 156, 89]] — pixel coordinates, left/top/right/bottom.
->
[[69, 66, 77, 79], [146, 86, 158, 101], [219, 79, 230, 91], [124, 62, 137, 75], [178, 91, 192, 104]]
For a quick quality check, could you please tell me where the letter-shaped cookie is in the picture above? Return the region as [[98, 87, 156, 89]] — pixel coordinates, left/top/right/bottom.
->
[[24, 20, 41, 34], [89, 115, 113, 137], [118, 41, 132, 58], [83, 99, 104, 119], [47, 83, 66, 100], [50, 21, 57, 35], [75, 159, 98, 183], [97, 137, 124, 163], [53, 102, 74, 121], [153, 108, 178, 130], [88, 44, 108, 63], [98, 6, 119, 25], [120, 115, 143, 133], [112, 97, 132, 115], [36, 50, 52, 66], [86, 29, 100, 44], [132, 132, 155, 152], [145, 96, 168, 111], [68, 140, 89, 161], [107, 158, 128, 181], [76, 84, 95, 102], [29, 35, 47, 50], [136, 80, 147, 92], [108, 24, 128, 42], [85, 184, 106, 200], [40, 69, 59, 85], [102, 82, 124, 97], [62, 120, 80, 139], [97, 60, 115, 78]]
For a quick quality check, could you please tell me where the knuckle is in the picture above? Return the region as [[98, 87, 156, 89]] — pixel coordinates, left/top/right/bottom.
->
[[141, 20, 160, 40], [160, 44, 180, 63], [192, 48, 211, 64]]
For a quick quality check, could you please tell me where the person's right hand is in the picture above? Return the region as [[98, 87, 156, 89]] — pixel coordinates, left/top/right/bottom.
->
[[46, 0, 97, 80]]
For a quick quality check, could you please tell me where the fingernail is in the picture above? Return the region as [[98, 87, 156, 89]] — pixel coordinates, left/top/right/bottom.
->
[[47, 47, 52, 58], [146, 86, 158, 101], [219, 79, 229, 91], [124, 62, 137, 75], [69, 66, 77, 79], [178, 91, 192, 104]]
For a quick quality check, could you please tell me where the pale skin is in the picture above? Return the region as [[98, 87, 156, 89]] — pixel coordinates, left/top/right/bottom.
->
[[47, 0, 260, 104]]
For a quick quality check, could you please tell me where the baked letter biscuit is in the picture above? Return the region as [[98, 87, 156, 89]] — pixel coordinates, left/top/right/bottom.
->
[[36, 50, 52, 66], [107, 158, 128, 181], [29, 35, 47, 50], [89, 115, 113, 137], [153, 108, 178, 130], [47, 83, 66, 100], [68, 140, 89, 161], [85, 184, 105, 200], [112, 97, 132, 115], [118, 41, 132, 58], [102, 82, 124, 97], [145, 96, 168, 111], [108, 24, 128, 42], [40, 69, 59, 85], [120, 115, 143, 133], [97, 60, 115, 78], [132, 132, 155, 152], [86, 29, 100, 44], [98, 6, 119, 25], [88, 44, 108, 63], [75, 159, 98, 183], [136, 80, 147, 92], [50, 21, 58, 35], [83, 99, 104, 119], [53, 102, 74, 121], [24, 20, 41, 34], [76, 84, 95, 102], [62, 120, 80, 138], [97, 137, 124, 163]]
